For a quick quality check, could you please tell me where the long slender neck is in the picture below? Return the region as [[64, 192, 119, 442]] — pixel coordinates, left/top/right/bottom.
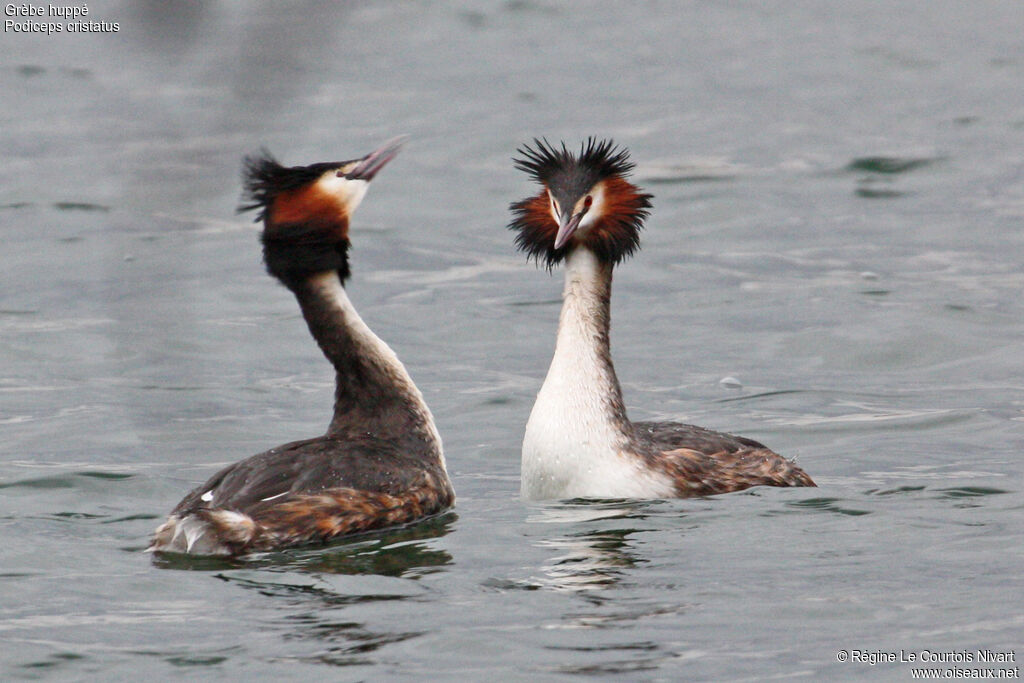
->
[[544, 248, 630, 434], [520, 248, 637, 498], [289, 271, 442, 455]]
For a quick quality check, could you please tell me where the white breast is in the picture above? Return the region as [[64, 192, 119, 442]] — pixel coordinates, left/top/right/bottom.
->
[[520, 250, 673, 500], [522, 377, 673, 500]]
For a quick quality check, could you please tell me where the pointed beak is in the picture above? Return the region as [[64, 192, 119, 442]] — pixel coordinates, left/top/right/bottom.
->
[[553, 209, 584, 250], [343, 135, 408, 181]]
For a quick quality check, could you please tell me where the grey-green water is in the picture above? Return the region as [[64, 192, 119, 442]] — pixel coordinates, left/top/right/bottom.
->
[[2, 2, 1022, 680]]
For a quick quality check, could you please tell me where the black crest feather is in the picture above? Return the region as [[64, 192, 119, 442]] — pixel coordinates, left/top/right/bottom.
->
[[237, 150, 354, 287], [513, 137, 635, 185], [509, 137, 651, 268], [238, 150, 343, 222]]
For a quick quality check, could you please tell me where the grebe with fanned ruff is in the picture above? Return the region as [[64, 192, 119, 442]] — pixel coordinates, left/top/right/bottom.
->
[[150, 137, 454, 555], [509, 138, 814, 500]]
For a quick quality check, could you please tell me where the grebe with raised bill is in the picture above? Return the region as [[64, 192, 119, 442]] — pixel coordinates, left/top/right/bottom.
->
[[509, 138, 814, 500], [150, 138, 454, 555]]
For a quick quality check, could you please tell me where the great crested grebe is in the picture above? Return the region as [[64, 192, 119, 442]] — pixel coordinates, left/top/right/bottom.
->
[[509, 138, 814, 500], [150, 138, 454, 555]]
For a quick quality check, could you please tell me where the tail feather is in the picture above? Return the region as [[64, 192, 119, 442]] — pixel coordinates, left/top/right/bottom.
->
[[147, 510, 262, 556]]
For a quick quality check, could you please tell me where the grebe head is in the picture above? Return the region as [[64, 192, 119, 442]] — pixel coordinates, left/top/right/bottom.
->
[[509, 137, 652, 268], [239, 136, 405, 285]]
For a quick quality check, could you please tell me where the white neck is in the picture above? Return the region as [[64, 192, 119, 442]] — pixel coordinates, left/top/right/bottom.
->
[[521, 250, 672, 499]]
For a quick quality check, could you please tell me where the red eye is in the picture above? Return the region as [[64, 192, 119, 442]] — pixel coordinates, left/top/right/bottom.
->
[[583, 195, 593, 208]]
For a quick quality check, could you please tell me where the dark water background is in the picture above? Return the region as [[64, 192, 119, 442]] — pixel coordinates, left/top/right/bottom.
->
[[2, 2, 1022, 680]]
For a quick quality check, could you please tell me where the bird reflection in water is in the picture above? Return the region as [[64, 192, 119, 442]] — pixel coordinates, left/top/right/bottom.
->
[[527, 501, 649, 596], [151, 514, 456, 665], [150, 511, 456, 575]]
